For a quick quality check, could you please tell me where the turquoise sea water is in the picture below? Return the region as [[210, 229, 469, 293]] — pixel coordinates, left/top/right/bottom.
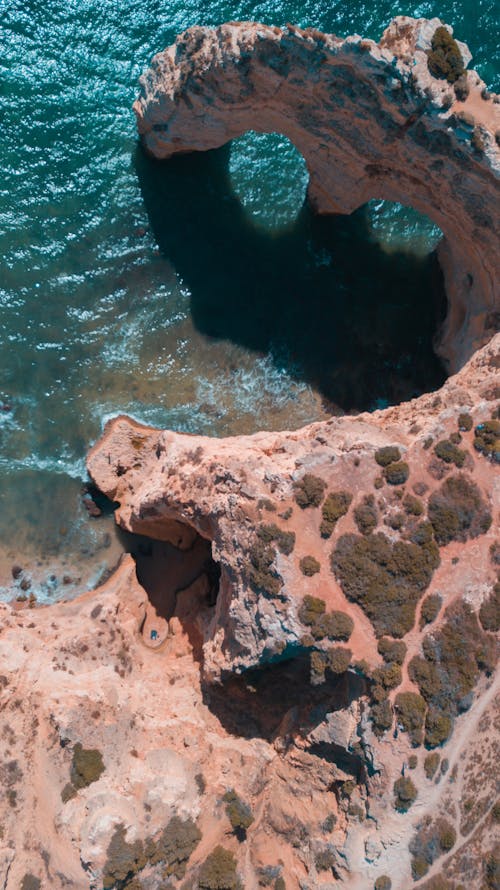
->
[[0, 0, 498, 600]]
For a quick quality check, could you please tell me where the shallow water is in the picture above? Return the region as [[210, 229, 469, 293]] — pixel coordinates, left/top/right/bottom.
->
[[0, 0, 498, 601]]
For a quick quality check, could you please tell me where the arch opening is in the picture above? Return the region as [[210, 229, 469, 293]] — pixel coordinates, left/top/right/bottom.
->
[[228, 131, 309, 231]]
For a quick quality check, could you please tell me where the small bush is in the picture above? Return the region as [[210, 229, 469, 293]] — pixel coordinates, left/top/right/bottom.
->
[[275, 878, 286, 890], [419, 593, 442, 629], [438, 822, 456, 851], [372, 663, 402, 690], [294, 474, 326, 509], [395, 692, 426, 746], [299, 596, 353, 641], [315, 848, 336, 871], [198, 846, 241, 890], [370, 699, 393, 736], [375, 446, 401, 467], [471, 127, 485, 154], [249, 540, 283, 597], [354, 495, 378, 535], [424, 709, 452, 747], [412, 857, 429, 880], [102, 817, 201, 888], [403, 495, 424, 516], [424, 752, 440, 779], [374, 878, 392, 890], [61, 782, 77, 803], [21, 877, 41, 890], [427, 26, 465, 83], [223, 790, 254, 838], [479, 582, 500, 632], [299, 594, 325, 624], [383, 462, 410, 486], [327, 646, 352, 675], [408, 755, 418, 769], [428, 474, 491, 545], [300, 555, 321, 576], [393, 776, 417, 812], [434, 439, 466, 468], [454, 74, 470, 100], [377, 638, 407, 665], [332, 531, 439, 637], [257, 524, 295, 556], [458, 413, 473, 431], [320, 490, 352, 537], [474, 419, 500, 461], [71, 743, 105, 790]]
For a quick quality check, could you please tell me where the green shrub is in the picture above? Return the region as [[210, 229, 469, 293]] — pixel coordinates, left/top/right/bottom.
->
[[424, 752, 440, 779], [249, 540, 283, 597], [223, 790, 253, 838], [454, 74, 470, 100], [370, 699, 393, 736], [102, 817, 201, 888], [61, 782, 77, 803], [275, 878, 286, 890], [375, 446, 401, 467], [300, 555, 321, 576], [419, 593, 442, 628], [490, 542, 500, 566], [310, 650, 328, 685], [408, 755, 418, 769], [70, 743, 105, 790], [474, 419, 500, 461], [315, 848, 336, 871], [434, 439, 466, 467], [21, 877, 41, 890], [374, 877, 392, 890], [377, 638, 407, 665], [427, 26, 465, 83], [354, 495, 378, 535], [458, 412, 473, 431], [393, 776, 417, 812], [327, 646, 352, 675], [320, 490, 352, 537], [409, 602, 494, 745], [438, 822, 456, 851], [331, 531, 439, 637], [372, 663, 402, 690], [299, 597, 353, 641], [383, 462, 409, 486], [198, 846, 241, 890], [294, 474, 327, 509], [479, 582, 500, 632], [403, 495, 424, 516], [395, 692, 426, 745], [257, 524, 295, 555], [471, 127, 485, 153], [428, 474, 491, 545], [411, 857, 429, 880]]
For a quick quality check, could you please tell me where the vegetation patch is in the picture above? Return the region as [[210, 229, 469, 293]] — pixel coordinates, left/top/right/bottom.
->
[[393, 776, 417, 812], [427, 26, 465, 82], [354, 495, 378, 535], [479, 581, 500, 632], [198, 845, 241, 889], [294, 474, 326, 509], [394, 692, 426, 746], [257, 523, 295, 555], [375, 446, 401, 467], [320, 490, 352, 538], [433, 439, 466, 468], [102, 817, 201, 888], [424, 751, 440, 779], [300, 555, 321, 576], [419, 593, 442, 629], [377, 637, 407, 665], [331, 531, 439, 637], [409, 602, 496, 746], [410, 817, 457, 877], [249, 539, 283, 598], [299, 596, 354, 642], [223, 789, 254, 839], [370, 699, 393, 737], [474, 419, 500, 461], [21, 877, 41, 890], [458, 412, 473, 431], [428, 474, 491, 545], [383, 461, 409, 486], [70, 742, 105, 790], [403, 495, 424, 516], [374, 878, 392, 890], [310, 647, 352, 684]]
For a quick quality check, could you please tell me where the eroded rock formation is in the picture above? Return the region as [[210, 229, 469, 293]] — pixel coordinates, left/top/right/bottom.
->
[[134, 16, 500, 371]]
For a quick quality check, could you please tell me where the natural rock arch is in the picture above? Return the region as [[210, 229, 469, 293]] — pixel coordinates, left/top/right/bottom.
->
[[134, 16, 499, 371]]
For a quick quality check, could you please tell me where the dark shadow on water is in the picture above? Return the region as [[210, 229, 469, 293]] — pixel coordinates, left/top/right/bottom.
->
[[135, 143, 447, 412]]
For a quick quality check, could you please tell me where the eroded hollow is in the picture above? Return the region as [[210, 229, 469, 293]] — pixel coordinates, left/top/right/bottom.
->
[[136, 142, 447, 413]]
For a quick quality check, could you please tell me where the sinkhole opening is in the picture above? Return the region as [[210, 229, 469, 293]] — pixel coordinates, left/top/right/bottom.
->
[[136, 142, 448, 414]]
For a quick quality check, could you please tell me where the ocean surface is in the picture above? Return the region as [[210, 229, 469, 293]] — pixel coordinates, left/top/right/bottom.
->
[[1, 0, 498, 602]]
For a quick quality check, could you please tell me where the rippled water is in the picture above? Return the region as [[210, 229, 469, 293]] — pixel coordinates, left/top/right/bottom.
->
[[0, 0, 498, 601]]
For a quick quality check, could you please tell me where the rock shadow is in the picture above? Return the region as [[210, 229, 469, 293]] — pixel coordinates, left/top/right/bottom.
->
[[134, 142, 447, 412], [202, 652, 367, 773]]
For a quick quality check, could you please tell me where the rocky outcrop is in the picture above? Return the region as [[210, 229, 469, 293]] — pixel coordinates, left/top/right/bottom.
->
[[134, 16, 499, 372]]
